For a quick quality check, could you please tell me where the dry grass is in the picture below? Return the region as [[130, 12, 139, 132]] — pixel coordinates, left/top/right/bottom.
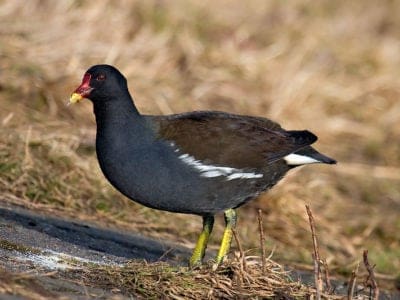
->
[[77, 256, 333, 299], [1, 0, 400, 296]]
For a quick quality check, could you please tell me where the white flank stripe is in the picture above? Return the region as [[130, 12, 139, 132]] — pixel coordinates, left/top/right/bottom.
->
[[227, 173, 263, 180], [284, 153, 320, 165], [202, 170, 226, 178], [179, 154, 263, 180]]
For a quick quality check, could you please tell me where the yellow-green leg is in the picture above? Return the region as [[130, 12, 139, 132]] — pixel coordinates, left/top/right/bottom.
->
[[189, 215, 214, 267], [215, 209, 237, 264]]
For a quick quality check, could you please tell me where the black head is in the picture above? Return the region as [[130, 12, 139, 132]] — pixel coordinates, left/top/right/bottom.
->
[[70, 64, 128, 104]]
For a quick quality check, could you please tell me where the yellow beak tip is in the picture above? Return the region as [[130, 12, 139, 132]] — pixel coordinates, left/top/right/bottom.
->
[[69, 93, 83, 104]]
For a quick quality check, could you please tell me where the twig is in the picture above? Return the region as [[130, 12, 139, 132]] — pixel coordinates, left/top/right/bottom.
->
[[347, 261, 359, 300], [322, 259, 332, 294], [232, 228, 246, 272], [305, 204, 323, 300], [363, 250, 379, 300], [158, 247, 174, 261], [257, 209, 266, 275], [23, 126, 33, 168]]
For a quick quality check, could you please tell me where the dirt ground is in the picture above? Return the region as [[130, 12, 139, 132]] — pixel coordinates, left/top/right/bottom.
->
[[0, 202, 189, 299], [0, 201, 398, 299]]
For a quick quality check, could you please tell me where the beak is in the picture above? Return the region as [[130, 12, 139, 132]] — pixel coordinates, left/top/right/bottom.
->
[[69, 73, 93, 104], [70, 92, 84, 104]]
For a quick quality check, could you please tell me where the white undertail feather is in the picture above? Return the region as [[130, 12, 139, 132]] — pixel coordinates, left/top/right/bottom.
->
[[283, 153, 320, 165], [178, 154, 263, 180]]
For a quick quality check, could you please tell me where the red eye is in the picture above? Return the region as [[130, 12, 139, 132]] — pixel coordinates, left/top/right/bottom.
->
[[96, 74, 106, 81]]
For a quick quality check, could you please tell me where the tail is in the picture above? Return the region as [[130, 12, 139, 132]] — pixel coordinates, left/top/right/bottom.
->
[[284, 146, 336, 167]]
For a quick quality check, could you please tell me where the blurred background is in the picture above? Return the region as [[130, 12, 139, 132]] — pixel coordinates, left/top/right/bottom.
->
[[1, 0, 399, 286]]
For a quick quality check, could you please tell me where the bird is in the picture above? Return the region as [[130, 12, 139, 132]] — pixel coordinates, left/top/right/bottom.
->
[[69, 64, 336, 267]]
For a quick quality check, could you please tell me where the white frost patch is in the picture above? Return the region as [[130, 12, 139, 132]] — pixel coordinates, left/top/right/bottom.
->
[[284, 153, 320, 165], [179, 154, 263, 180], [15, 250, 117, 270]]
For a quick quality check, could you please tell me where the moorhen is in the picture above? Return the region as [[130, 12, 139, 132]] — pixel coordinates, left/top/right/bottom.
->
[[70, 64, 336, 267]]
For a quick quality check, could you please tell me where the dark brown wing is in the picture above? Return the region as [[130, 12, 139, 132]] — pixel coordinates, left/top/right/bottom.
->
[[147, 111, 317, 169]]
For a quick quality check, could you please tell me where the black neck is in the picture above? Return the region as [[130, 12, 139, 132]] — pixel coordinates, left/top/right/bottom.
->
[[93, 92, 140, 127], [92, 93, 156, 147]]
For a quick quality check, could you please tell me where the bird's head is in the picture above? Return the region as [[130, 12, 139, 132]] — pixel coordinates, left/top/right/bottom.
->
[[70, 64, 128, 104]]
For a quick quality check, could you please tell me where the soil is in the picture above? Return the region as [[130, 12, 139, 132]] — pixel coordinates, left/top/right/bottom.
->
[[0, 202, 189, 299], [0, 202, 398, 299]]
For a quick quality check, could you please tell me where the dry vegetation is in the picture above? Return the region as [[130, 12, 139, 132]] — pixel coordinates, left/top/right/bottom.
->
[[77, 257, 335, 299], [1, 0, 400, 298]]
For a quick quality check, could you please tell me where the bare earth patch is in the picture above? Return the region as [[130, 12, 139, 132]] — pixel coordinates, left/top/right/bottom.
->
[[0, 203, 398, 299]]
